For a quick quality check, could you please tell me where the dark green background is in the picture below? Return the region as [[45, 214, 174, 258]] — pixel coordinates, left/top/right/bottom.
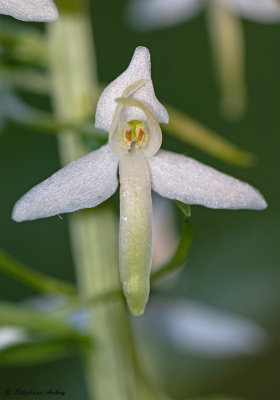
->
[[0, 0, 280, 399]]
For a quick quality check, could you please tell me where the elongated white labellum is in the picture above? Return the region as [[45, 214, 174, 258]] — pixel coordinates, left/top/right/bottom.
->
[[119, 148, 152, 315]]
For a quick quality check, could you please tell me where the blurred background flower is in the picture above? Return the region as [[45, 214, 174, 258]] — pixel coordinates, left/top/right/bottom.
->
[[140, 297, 268, 358], [126, 0, 280, 119]]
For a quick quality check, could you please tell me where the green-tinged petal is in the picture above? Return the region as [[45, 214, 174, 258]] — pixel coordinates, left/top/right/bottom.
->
[[165, 105, 255, 166], [0, 250, 76, 296], [207, 1, 247, 119], [119, 149, 152, 315]]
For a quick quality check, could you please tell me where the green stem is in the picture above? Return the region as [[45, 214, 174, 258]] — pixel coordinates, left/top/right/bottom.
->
[[0, 250, 76, 296], [207, 0, 247, 119], [47, 3, 139, 399]]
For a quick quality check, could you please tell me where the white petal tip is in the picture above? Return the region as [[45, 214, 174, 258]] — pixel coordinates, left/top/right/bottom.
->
[[12, 212, 22, 223], [12, 205, 22, 222], [95, 46, 168, 131], [12, 201, 35, 222], [132, 46, 151, 61], [0, 0, 59, 22], [44, 7, 59, 22], [252, 196, 267, 211]]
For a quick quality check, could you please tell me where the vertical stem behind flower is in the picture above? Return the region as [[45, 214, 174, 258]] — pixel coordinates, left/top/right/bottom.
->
[[47, 3, 138, 399], [207, 0, 247, 120]]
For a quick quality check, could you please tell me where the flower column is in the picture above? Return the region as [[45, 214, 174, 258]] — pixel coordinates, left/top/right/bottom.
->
[[47, 1, 138, 399]]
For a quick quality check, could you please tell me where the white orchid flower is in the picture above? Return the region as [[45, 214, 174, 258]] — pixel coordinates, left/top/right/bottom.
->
[[0, 0, 58, 22], [126, 0, 280, 119], [12, 47, 267, 316]]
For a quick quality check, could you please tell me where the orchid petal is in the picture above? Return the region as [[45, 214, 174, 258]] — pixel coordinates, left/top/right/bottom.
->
[[0, 0, 58, 22], [95, 46, 169, 132], [226, 0, 280, 23], [148, 149, 267, 210], [12, 144, 119, 222], [119, 150, 152, 316], [126, 0, 205, 30]]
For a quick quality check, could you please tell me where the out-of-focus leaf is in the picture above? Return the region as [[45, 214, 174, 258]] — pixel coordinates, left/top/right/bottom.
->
[[0, 22, 46, 65], [18, 114, 107, 144], [151, 219, 192, 282], [0, 85, 45, 132], [189, 396, 243, 400], [173, 200, 191, 217], [0, 302, 82, 339], [0, 250, 76, 296], [0, 337, 85, 366], [0, 80, 104, 144], [165, 105, 255, 167], [0, 19, 43, 40], [1, 66, 50, 94]]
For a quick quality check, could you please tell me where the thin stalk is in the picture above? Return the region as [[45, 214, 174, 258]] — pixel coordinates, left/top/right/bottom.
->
[[47, 2, 139, 399], [207, 0, 247, 120], [0, 250, 76, 296]]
